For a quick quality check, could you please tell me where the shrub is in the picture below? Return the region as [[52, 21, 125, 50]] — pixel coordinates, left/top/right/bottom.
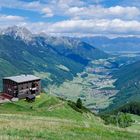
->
[[76, 98, 82, 109], [67, 100, 83, 113], [101, 112, 133, 128]]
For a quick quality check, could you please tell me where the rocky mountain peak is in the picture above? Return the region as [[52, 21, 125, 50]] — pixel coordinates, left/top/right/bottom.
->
[[0, 26, 33, 42]]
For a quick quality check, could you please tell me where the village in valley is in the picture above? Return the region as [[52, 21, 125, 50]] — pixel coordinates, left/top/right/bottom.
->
[[48, 57, 120, 113]]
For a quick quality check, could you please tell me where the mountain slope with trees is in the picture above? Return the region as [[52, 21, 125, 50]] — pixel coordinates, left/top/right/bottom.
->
[[105, 61, 140, 111], [0, 26, 108, 89]]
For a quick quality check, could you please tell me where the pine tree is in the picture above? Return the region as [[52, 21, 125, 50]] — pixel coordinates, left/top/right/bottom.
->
[[76, 98, 82, 109]]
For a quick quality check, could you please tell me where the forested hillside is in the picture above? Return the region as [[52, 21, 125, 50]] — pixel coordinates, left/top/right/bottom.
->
[[0, 26, 108, 89], [105, 61, 140, 111]]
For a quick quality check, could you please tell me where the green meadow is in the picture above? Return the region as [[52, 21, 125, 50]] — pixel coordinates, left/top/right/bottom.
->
[[0, 93, 139, 140]]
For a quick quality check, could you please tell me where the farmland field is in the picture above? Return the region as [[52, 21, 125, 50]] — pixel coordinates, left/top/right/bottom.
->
[[47, 58, 118, 112], [47, 53, 140, 113]]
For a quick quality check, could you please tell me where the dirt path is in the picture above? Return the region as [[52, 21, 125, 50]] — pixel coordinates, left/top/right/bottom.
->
[[83, 121, 90, 128], [47, 102, 65, 111]]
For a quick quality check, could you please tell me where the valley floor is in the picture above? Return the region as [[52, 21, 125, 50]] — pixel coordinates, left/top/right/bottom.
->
[[48, 52, 140, 113], [48, 58, 118, 112]]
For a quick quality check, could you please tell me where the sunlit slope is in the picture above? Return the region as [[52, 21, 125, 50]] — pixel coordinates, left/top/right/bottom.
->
[[0, 93, 139, 140]]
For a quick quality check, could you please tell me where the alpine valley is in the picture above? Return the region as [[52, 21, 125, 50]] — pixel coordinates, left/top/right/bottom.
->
[[0, 26, 140, 139], [0, 26, 140, 113]]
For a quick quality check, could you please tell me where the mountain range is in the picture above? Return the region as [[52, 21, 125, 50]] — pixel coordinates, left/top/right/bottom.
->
[[0, 26, 108, 89], [81, 36, 140, 52], [1, 26, 140, 113]]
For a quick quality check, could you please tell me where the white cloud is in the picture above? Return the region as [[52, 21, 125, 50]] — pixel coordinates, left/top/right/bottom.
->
[[19, 19, 140, 37], [0, 0, 48, 16], [0, 0, 140, 20], [1, 15, 140, 37], [0, 0, 41, 10], [0, 0, 140, 37], [0, 14, 26, 28], [46, 19, 140, 34], [66, 5, 140, 20], [0, 15, 24, 21], [42, 7, 54, 17]]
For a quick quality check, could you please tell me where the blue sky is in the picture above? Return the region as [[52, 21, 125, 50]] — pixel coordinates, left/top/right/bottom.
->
[[0, 0, 140, 37]]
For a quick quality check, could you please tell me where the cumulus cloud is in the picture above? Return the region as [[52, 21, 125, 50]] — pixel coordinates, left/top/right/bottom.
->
[[19, 19, 140, 37], [1, 0, 138, 20], [0, 14, 26, 27], [46, 19, 140, 35], [1, 16, 140, 37], [0, 0, 140, 37], [0, 0, 48, 16], [66, 5, 140, 20], [42, 7, 54, 17], [0, 15, 25, 21], [0, 0, 140, 20]]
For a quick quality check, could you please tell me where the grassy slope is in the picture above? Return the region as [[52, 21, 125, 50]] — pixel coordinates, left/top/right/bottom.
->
[[128, 114, 140, 132], [0, 93, 140, 140]]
